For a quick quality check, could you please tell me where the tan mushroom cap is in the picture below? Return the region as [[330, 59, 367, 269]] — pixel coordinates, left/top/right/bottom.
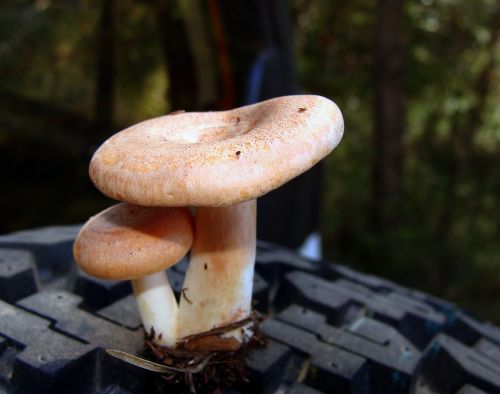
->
[[73, 203, 193, 280], [90, 95, 344, 207]]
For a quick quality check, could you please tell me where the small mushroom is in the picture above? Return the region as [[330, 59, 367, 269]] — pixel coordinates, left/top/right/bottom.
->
[[73, 202, 193, 347], [89, 95, 344, 350]]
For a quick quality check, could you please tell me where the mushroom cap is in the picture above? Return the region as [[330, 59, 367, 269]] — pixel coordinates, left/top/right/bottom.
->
[[90, 95, 344, 207], [73, 203, 193, 280]]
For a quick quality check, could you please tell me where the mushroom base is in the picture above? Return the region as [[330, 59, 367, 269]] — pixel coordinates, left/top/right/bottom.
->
[[142, 312, 265, 392], [177, 311, 257, 353]]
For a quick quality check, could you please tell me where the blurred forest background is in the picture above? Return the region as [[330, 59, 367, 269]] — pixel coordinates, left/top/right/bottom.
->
[[1, 0, 500, 324]]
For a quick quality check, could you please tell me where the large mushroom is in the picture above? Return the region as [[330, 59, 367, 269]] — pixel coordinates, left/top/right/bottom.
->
[[73, 202, 193, 347], [89, 95, 344, 350]]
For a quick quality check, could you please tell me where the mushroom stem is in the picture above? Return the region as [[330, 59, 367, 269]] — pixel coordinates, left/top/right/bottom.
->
[[132, 271, 178, 347], [178, 200, 256, 344]]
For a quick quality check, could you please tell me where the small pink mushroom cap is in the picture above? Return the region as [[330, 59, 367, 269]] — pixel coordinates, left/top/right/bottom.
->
[[73, 203, 193, 280]]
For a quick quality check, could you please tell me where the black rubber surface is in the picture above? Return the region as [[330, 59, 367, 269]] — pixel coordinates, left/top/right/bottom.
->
[[1, 225, 500, 393]]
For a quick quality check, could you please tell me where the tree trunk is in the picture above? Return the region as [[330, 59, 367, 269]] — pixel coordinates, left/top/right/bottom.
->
[[94, 0, 115, 137], [180, 0, 218, 110], [373, 0, 405, 233], [156, 0, 197, 111]]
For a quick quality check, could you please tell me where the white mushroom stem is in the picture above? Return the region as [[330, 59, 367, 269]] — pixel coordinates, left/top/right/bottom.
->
[[178, 200, 256, 343], [131, 271, 178, 347]]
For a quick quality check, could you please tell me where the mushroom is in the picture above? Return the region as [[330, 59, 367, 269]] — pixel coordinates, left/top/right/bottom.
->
[[73, 202, 193, 347], [89, 95, 344, 350]]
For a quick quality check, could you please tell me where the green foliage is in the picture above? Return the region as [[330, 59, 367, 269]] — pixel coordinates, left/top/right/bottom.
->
[[0, 1, 169, 123], [292, 0, 500, 322]]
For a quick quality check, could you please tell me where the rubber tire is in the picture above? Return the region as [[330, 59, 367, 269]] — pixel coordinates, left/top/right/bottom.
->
[[0, 225, 499, 394]]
